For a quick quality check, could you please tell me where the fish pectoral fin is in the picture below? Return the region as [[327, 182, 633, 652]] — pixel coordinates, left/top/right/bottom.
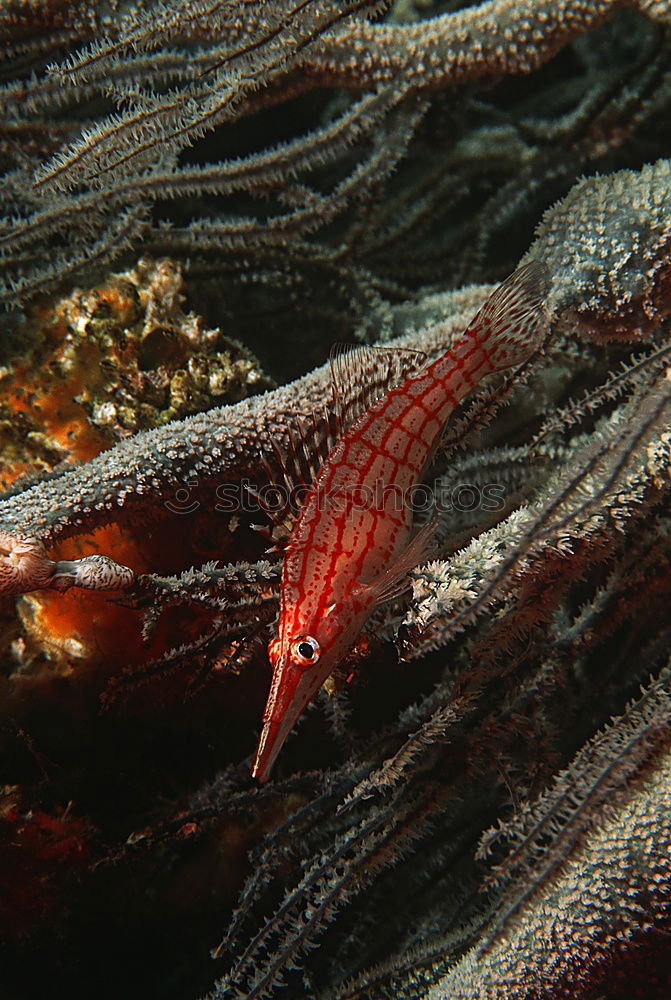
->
[[357, 515, 438, 606], [329, 343, 428, 435]]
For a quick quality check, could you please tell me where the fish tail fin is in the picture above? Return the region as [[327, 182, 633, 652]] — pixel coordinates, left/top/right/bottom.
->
[[466, 260, 551, 370]]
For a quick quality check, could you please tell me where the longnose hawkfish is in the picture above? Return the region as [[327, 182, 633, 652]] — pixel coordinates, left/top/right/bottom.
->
[[252, 261, 550, 782]]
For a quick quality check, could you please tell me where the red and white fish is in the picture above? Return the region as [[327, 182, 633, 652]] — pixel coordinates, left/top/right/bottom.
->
[[252, 262, 550, 781]]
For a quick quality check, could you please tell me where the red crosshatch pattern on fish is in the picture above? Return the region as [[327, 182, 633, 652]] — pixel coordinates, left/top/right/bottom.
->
[[252, 261, 550, 781]]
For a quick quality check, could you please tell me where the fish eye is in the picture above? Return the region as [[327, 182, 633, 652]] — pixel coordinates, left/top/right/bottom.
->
[[292, 635, 321, 667]]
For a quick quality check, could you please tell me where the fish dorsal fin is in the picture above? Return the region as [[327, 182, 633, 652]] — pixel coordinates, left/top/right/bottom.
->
[[255, 408, 338, 529], [329, 343, 428, 434]]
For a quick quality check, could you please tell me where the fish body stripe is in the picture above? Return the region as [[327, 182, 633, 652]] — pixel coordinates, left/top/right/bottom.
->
[[252, 261, 550, 781], [281, 334, 494, 636]]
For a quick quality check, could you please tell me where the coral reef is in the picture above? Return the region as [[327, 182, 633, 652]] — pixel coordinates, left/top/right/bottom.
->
[[0, 256, 271, 487], [0, 2, 671, 1000]]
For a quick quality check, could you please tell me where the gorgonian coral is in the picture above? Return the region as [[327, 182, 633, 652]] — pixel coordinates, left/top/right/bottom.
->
[[1, 3, 671, 1000]]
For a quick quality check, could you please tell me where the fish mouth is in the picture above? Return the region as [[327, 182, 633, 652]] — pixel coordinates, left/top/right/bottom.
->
[[251, 658, 328, 782]]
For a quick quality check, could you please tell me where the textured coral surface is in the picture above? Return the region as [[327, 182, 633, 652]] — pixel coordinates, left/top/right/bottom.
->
[[1, 2, 671, 999]]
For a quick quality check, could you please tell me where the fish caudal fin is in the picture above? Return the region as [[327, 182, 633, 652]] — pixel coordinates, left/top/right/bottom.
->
[[465, 260, 551, 370]]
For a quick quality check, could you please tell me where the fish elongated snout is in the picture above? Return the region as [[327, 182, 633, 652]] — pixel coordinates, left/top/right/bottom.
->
[[251, 713, 293, 783], [251, 655, 333, 782]]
